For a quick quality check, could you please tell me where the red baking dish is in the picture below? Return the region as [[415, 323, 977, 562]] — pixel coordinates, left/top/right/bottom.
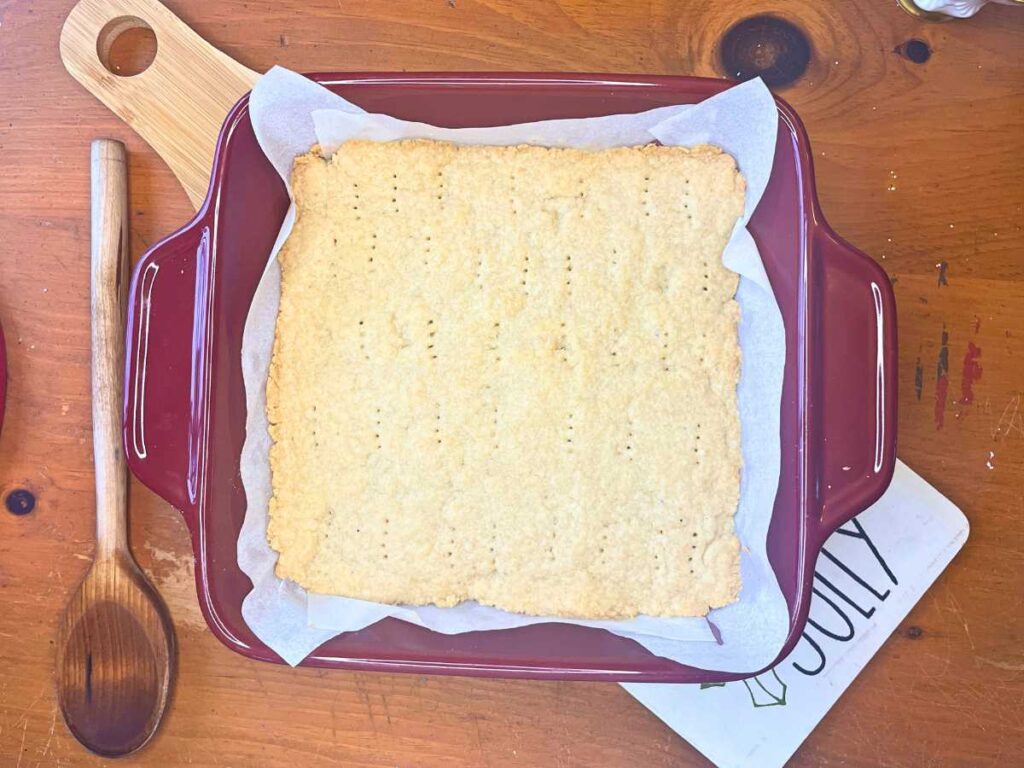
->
[[123, 73, 896, 682]]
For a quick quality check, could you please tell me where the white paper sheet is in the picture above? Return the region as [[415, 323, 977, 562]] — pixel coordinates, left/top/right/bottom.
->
[[623, 460, 970, 768], [238, 66, 788, 670]]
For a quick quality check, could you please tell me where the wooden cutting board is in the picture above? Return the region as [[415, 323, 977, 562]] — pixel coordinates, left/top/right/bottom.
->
[[60, 0, 261, 209]]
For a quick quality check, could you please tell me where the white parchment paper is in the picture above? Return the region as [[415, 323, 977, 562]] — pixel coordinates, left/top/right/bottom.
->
[[238, 67, 787, 672]]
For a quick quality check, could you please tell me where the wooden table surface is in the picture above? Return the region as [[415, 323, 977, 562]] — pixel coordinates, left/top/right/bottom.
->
[[1, 1, 1022, 765]]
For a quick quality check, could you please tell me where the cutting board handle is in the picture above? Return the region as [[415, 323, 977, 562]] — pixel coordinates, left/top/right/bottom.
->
[[61, 0, 260, 209]]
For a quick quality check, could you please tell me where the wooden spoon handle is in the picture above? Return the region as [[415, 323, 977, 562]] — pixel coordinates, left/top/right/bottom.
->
[[91, 139, 130, 558], [61, 0, 260, 209]]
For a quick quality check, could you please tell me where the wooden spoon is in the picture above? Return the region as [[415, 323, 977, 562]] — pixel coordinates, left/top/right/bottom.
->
[[56, 139, 176, 757]]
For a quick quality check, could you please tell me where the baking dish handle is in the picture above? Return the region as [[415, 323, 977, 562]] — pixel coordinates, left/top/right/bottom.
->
[[123, 214, 212, 526], [813, 225, 898, 541]]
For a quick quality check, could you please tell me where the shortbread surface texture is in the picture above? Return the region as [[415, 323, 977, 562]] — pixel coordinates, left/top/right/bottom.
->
[[267, 139, 745, 618]]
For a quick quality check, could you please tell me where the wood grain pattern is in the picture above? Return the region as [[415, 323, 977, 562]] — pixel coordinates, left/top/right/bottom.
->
[[54, 139, 175, 757], [0, 1, 1022, 766]]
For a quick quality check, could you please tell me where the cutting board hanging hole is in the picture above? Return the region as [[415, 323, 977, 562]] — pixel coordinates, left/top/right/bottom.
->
[[97, 16, 157, 77]]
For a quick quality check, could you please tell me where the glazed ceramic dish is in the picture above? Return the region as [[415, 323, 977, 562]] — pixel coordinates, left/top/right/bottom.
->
[[123, 73, 897, 682]]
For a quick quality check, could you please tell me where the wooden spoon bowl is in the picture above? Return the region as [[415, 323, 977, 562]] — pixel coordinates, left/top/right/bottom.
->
[[57, 554, 174, 756]]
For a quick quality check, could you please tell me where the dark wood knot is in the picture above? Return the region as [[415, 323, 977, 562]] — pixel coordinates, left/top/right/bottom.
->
[[719, 15, 811, 88], [896, 39, 932, 64], [5, 488, 35, 516]]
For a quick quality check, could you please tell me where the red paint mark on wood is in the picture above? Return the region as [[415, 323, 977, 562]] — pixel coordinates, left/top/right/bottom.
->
[[960, 342, 982, 405], [935, 328, 949, 429]]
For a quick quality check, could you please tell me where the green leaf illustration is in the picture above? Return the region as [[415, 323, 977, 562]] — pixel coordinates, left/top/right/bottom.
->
[[742, 668, 788, 707]]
